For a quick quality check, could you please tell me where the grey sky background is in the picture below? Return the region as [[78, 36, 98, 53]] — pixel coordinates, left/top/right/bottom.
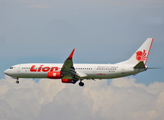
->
[[0, 0, 164, 119]]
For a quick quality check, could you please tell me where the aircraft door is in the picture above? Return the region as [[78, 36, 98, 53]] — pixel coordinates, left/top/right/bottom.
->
[[121, 66, 125, 74], [93, 66, 97, 73], [17, 66, 21, 72]]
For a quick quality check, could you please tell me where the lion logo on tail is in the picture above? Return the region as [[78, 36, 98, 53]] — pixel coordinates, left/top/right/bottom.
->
[[136, 50, 147, 62]]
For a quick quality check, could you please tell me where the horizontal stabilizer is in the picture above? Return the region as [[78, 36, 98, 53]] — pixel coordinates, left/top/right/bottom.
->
[[134, 61, 145, 69]]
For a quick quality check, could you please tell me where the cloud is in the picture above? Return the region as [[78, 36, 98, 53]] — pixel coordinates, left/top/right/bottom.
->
[[0, 76, 164, 120]]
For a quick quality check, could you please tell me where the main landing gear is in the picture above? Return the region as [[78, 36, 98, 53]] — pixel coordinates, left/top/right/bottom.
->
[[79, 81, 84, 87], [16, 78, 19, 84]]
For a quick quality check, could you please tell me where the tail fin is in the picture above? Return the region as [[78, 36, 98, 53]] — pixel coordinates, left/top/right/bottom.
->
[[124, 38, 153, 65]]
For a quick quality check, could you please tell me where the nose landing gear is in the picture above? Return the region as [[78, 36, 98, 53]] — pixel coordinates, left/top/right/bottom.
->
[[16, 78, 19, 84]]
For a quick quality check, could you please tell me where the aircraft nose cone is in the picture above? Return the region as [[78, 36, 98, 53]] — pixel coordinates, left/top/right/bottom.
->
[[4, 69, 9, 75]]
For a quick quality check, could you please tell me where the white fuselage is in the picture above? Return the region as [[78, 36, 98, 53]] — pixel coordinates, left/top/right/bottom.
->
[[4, 63, 145, 79]]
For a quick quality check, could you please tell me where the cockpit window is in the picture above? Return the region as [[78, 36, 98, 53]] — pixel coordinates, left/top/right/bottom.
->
[[10, 67, 14, 69]]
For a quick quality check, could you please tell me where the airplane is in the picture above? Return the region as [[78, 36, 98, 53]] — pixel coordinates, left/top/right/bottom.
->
[[4, 38, 153, 86]]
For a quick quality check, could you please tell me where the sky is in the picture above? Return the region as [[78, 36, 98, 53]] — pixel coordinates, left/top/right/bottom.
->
[[0, 0, 164, 120]]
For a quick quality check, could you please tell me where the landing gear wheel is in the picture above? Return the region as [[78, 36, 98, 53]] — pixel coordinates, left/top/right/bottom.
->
[[79, 82, 84, 87], [16, 78, 19, 84], [16, 80, 19, 84]]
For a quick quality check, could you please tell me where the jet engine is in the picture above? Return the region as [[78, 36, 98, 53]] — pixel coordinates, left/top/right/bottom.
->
[[61, 79, 72, 83], [47, 71, 61, 79]]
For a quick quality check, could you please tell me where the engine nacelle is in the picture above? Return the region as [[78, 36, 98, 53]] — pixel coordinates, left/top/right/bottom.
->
[[61, 79, 72, 83], [47, 71, 61, 79]]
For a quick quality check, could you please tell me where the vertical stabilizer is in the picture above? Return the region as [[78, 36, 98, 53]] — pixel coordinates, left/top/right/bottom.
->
[[123, 38, 153, 65]]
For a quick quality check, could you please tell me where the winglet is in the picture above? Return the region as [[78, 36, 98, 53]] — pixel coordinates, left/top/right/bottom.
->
[[67, 49, 75, 60]]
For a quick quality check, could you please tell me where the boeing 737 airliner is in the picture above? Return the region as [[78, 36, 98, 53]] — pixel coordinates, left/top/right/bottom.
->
[[4, 38, 153, 86]]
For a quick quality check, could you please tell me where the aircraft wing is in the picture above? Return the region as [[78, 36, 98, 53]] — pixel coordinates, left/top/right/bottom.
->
[[61, 49, 81, 80]]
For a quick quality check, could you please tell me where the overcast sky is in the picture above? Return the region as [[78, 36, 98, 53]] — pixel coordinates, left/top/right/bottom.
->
[[0, 0, 164, 120]]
